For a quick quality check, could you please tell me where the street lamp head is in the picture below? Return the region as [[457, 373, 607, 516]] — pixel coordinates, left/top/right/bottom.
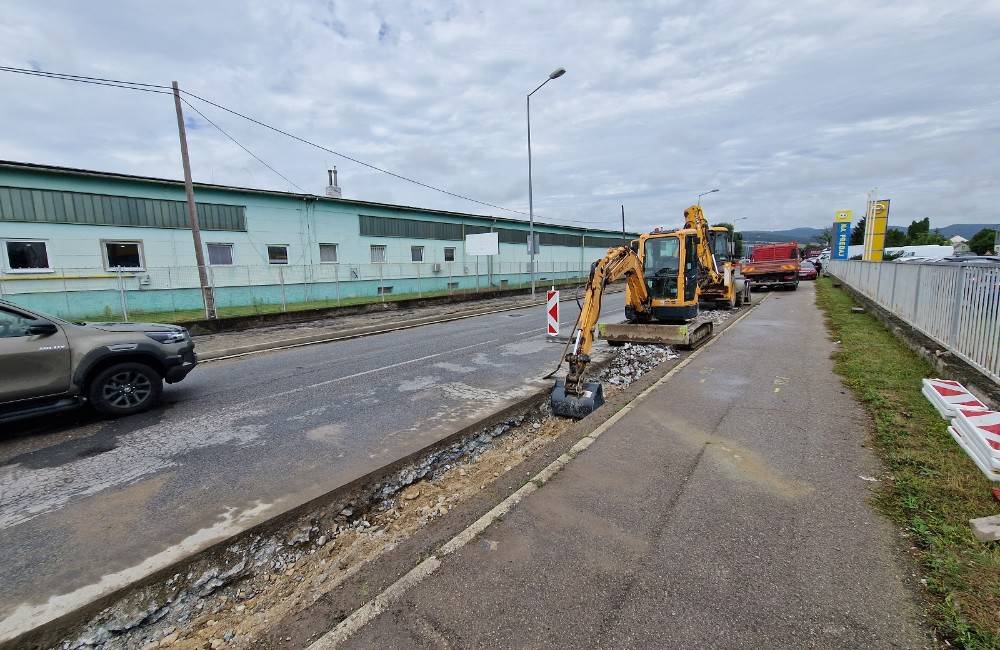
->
[[549, 68, 567, 79]]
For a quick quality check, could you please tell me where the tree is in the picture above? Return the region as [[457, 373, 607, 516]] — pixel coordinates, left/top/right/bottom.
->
[[816, 227, 833, 247], [850, 216, 866, 245], [885, 228, 907, 247], [969, 228, 998, 255], [906, 217, 930, 241], [910, 229, 948, 246], [711, 222, 744, 257]]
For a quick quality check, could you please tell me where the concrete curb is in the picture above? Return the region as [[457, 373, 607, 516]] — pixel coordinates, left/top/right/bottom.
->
[[199, 289, 616, 362], [4, 352, 620, 650], [306, 295, 766, 649]]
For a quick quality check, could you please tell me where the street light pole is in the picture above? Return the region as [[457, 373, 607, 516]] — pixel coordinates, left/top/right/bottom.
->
[[697, 188, 719, 206], [527, 67, 566, 298]]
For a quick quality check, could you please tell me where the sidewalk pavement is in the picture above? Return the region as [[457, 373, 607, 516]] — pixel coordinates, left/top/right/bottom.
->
[[335, 283, 929, 648]]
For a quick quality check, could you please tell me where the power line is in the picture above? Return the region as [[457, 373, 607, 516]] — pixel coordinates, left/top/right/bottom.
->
[[179, 96, 306, 193], [179, 88, 536, 218], [0, 65, 627, 229], [0, 65, 171, 94]]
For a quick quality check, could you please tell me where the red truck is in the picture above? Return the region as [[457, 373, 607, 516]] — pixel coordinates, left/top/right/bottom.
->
[[742, 242, 801, 290]]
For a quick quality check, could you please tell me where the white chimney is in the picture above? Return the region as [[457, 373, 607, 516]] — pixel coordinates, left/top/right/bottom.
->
[[325, 167, 342, 198]]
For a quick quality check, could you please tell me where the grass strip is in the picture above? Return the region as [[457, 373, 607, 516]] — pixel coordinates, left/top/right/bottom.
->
[[816, 277, 999, 648]]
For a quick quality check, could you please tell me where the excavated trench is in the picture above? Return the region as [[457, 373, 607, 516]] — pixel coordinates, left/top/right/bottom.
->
[[33, 308, 741, 650]]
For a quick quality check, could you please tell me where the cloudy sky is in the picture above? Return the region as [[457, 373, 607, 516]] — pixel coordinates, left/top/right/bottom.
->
[[2, 1, 998, 233]]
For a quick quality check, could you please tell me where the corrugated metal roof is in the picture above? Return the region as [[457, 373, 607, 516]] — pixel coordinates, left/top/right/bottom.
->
[[0, 185, 246, 231], [0, 160, 637, 238]]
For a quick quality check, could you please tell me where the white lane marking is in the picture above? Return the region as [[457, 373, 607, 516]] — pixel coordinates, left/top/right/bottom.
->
[[306, 296, 765, 649], [268, 339, 500, 401]]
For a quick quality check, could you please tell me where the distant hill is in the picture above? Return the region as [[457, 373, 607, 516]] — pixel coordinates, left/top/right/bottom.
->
[[740, 223, 995, 243], [740, 227, 825, 243], [934, 223, 997, 239]]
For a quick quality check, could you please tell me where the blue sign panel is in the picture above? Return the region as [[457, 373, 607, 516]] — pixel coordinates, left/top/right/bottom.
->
[[833, 222, 852, 260]]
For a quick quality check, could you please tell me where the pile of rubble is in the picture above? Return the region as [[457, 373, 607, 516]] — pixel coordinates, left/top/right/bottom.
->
[[693, 306, 738, 327], [58, 408, 550, 650], [598, 343, 679, 388]]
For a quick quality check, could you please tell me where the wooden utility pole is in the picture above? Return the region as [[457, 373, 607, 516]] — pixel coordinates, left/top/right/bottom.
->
[[621, 205, 627, 246], [171, 81, 217, 319]]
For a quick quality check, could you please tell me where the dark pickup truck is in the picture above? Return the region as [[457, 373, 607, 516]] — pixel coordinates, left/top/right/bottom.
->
[[0, 299, 197, 423]]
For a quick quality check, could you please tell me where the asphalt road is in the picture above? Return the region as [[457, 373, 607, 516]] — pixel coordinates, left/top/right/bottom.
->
[[342, 283, 929, 648], [0, 292, 626, 641]]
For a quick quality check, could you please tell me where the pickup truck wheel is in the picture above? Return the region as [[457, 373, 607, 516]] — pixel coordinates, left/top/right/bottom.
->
[[88, 362, 163, 416]]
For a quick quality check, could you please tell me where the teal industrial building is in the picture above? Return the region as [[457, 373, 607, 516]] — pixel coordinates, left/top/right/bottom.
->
[[0, 161, 634, 319]]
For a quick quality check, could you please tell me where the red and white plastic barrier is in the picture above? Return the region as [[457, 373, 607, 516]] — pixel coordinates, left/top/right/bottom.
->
[[952, 410, 1000, 481], [922, 378, 999, 482], [921, 378, 989, 418], [546, 287, 559, 336]]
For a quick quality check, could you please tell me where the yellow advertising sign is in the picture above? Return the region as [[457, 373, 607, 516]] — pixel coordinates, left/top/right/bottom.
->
[[834, 210, 853, 223], [862, 199, 890, 262]]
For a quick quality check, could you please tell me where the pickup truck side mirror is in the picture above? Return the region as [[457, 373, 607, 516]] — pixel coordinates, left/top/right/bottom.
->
[[26, 320, 58, 336]]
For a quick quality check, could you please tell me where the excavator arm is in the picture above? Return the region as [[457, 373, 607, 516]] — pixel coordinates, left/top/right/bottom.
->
[[683, 205, 725, 289], [565, 246, 649, 381]]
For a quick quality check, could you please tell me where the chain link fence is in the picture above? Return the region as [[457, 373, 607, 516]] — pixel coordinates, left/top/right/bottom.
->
[[0, 260, 591, 323]]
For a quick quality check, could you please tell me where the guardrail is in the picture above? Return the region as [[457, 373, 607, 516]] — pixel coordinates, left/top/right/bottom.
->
[[827, 259, 1000, 384]]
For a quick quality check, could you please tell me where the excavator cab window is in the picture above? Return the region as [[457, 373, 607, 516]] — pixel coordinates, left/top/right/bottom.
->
[[642, 236, 680, 299], [712, 231, 731, 261], [684, 235, 699, 301]]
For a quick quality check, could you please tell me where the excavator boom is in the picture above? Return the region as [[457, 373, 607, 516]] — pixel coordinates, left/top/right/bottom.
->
[[549, 205, 736, 419]]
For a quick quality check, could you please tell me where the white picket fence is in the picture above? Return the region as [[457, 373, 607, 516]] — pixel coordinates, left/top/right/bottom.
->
[[827, 260, 1000, 384]]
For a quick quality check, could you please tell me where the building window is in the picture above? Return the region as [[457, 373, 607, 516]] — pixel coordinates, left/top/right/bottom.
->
[[378, 285, 393, 295], [444, 247, 456, 262], [102, 240, 144, 270], [447, 281, 459, 289], [411, 246, 424, 262], [207, 243, 234, 266], [370, 244, 387, 264], [319, 243, 339, 263], [267, 245, 289, 264], [3, 240, 51, 272]]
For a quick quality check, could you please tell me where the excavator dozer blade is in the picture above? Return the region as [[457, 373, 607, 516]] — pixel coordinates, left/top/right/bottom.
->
[[550, 378, 605, 419], [598, 321, 714, 350]]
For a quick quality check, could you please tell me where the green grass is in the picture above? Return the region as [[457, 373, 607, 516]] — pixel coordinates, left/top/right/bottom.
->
[[816, 277, 1000, 648]]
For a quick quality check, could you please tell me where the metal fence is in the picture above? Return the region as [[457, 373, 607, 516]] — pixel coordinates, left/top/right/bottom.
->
[[827, 259, 1000, 384], [0, 261, 591, 323]]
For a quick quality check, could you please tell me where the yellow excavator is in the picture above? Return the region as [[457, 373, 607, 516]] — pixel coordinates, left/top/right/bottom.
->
[[548, 205, 748, 418]]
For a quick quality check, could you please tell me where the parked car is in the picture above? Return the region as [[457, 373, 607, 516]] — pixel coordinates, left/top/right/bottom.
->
[[928, 256, 1000, 266], [0, 300, 197, 424], [798, 260, 818, 280]]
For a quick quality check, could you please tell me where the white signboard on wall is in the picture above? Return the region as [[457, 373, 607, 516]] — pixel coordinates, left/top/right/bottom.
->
[[465, 232, 499, 256]]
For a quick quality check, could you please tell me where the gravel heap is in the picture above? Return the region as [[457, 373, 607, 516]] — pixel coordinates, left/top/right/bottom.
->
[[598, 343, 679, 387]]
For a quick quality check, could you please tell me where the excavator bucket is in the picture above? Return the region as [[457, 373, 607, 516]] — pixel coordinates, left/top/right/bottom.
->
[[549, 378, 605, 419], [598, 321, 713, 349]]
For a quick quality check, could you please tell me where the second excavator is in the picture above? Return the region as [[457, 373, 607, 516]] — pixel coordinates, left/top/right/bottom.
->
[[548, 205, 749, 418]]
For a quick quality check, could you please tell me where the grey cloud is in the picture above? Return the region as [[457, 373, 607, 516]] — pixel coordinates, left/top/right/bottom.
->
[[1, 0, 998, 232]]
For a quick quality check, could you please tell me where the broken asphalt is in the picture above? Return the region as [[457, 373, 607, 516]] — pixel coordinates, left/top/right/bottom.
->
[[321, 282, 930, 648]]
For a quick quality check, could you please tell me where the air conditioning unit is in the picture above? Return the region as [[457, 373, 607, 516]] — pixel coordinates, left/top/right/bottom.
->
[[431, 263, 442, 273]]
